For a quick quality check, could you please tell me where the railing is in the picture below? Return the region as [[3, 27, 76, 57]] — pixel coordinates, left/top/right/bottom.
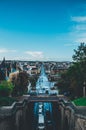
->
[[0, 99, 27, 119], [28, 95, 59, 102]]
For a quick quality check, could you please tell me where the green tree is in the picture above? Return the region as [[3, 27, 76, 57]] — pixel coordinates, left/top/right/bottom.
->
[[68, 63, 83, 97], [58, 43, 86, 98], [58, 71, 70, 94], [72, 43, 86, 87], [72, 43, 86, 62], [12, 71, 29, 96]]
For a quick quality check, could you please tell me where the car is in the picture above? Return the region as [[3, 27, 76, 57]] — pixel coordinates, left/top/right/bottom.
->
[[37, 114, 45, 130], [39, 103, 43, 109], [45, 110, 52, 124], [38, 108, 42, 114]]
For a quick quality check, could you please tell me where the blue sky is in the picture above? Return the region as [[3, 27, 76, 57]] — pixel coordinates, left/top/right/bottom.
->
[[0, 0, 86, 61]]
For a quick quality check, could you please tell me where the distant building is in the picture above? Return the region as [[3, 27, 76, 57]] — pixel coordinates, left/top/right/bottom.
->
[[0, 58, 21, 81]]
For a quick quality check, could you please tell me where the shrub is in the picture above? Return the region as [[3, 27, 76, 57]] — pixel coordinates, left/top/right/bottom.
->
[[0, 97, 17, 106], [0, 80, 14, 97]]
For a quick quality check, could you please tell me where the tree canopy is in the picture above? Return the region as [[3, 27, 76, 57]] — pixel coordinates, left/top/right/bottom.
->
[[9, 71, 29, 96], [72, 43, 86, 62], [58, 43, 86, 99]]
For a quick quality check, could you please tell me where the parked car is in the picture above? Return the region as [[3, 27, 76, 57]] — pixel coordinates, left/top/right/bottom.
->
[[37, 114, 45, 130]]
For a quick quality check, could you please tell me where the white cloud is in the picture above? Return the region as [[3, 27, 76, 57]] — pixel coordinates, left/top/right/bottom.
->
[[70, 32, 86, 44], [25, 51, 44, 59], [71, 16, 86, 22], [9, 50, 17, 53], [70, 15, 86, 44], [75, 25, 86, 31], [0, 48, 17, 53]]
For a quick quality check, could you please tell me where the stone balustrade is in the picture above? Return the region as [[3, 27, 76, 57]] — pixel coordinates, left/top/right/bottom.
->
[[0, 95, 86, 130], [0, 97, 29, 130], [59, 100, 86, 130]]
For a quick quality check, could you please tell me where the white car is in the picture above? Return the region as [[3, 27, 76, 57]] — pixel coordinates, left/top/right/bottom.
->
[[37, 114, 45, 130], [38, 108, 42, 114]]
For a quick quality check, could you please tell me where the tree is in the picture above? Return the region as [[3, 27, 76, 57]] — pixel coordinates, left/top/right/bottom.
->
[[29, 75, 38, 89], [57, 71, 70, 95], [72, 43, 86, 62], [16, 71, 29, 95], [73, 43, 86, 92], [9, 71, 29, 96], [68, 63, 83, 97], [58, 43, 86, 98]]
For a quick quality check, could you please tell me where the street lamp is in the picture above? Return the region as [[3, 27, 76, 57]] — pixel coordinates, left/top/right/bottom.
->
[[83, 81, 86, 97]]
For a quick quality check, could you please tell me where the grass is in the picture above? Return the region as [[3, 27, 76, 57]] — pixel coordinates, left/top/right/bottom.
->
[[72, 97, 86, 106], [0, 97, 17, 107]]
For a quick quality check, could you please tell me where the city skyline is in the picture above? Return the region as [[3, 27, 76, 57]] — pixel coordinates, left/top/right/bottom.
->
[[0, 0, 86, 61]]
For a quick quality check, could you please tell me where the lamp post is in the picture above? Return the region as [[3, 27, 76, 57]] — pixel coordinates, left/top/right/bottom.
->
[[83, 81, 86, 97]]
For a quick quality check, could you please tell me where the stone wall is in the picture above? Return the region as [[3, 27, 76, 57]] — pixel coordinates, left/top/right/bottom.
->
[[0, 97, 29, 130], [0, 95, 86, 130], [59, 100, 86, 130], [75, 114, 86, 130]]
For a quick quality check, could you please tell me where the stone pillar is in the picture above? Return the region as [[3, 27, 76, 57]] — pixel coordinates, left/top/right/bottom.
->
[[60, 105, 65, 130]]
